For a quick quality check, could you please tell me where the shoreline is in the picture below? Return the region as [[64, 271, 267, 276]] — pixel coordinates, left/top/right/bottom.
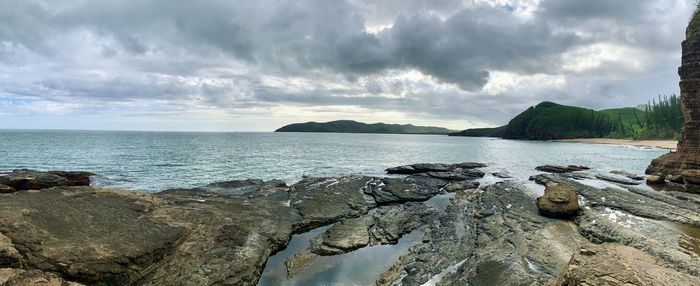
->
[[555, 138, 677, 149]]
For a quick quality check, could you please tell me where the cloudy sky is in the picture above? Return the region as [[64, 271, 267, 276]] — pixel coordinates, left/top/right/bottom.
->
[[0, 0, 695, 131]]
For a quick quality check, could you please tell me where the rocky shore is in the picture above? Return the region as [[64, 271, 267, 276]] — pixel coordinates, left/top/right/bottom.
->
[[0, 164, 698, 286]]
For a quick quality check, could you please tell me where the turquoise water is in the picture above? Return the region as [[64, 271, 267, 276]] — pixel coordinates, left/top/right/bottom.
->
[[0, 130, 666, 192]]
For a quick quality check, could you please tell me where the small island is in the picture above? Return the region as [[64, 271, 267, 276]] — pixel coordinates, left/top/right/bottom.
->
[[275, 120, 455, 135]]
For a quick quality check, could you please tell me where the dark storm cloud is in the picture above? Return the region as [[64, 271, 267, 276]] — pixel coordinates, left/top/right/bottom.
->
[[0, 0, 695, 129], [0, 0, 576, 88]]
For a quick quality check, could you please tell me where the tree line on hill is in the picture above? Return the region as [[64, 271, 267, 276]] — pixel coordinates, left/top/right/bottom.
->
[[450, 95, 683, 140]]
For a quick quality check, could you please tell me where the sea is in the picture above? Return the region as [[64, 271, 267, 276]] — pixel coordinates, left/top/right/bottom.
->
[[0, 130, 666, 193]]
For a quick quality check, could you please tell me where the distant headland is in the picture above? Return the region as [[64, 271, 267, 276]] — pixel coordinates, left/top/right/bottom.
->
[[275, 120, 455, 135]]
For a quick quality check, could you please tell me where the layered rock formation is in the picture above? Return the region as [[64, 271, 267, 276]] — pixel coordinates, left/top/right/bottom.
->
[[647, 10, 700, 192]]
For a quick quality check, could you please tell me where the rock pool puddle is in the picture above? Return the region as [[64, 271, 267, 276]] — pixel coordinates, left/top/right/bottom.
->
[[258, 227, 423, 286]]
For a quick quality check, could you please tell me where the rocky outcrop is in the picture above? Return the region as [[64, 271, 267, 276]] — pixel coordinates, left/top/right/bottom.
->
[[0, 170, 94, 192], [0, 186, 187, 285], [1, 165, 697, 285], [385, 162, 486, 175], [536, 165, 589, 173], [378, 181, 586, 285], [533, 174, 700, 276], [547, 244, 700, 286], [536, 185, 579, 218], [0, 165, 469, 285], [647, 11, 700, 192], [284, 202, 437, 276]]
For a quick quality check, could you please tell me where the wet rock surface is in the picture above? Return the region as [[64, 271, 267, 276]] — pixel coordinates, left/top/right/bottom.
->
[[533, 173, 700, 276], [0, 163, 485, 286], [378, 182, 586, 286], [0, 162, 698, 286], [285, 202, 438, 276]]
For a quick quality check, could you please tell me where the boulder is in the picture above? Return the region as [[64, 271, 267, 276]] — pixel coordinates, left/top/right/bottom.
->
[[535, 165, 589, 173], [536, 185, 579, 218], [547, 244, 700, 286]]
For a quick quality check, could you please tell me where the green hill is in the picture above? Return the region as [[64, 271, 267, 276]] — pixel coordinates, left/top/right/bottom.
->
[[275, 120, 454, 135], [451, 97, 680, 140], [450, 102, 618, 140]]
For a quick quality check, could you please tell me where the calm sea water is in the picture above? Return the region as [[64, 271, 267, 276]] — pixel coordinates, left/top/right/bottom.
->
[[0, 130, 666, 192]]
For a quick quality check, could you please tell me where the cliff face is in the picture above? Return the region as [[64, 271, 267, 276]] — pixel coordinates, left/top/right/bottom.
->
[[646, 10, 700, 192]]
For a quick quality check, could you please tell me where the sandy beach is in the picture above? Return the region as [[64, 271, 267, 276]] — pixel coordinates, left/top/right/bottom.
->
[[555, 138, 678, 149]]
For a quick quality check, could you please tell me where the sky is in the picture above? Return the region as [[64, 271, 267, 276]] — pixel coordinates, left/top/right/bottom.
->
[[0, 0, 696, 131]]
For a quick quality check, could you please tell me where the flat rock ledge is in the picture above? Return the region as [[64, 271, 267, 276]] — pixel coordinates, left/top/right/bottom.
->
[[1, 163, 699, 286], [0, 163, 485, 286]]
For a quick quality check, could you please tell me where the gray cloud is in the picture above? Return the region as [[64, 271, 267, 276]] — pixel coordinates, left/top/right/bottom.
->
[[0, 0, 695, 130]]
